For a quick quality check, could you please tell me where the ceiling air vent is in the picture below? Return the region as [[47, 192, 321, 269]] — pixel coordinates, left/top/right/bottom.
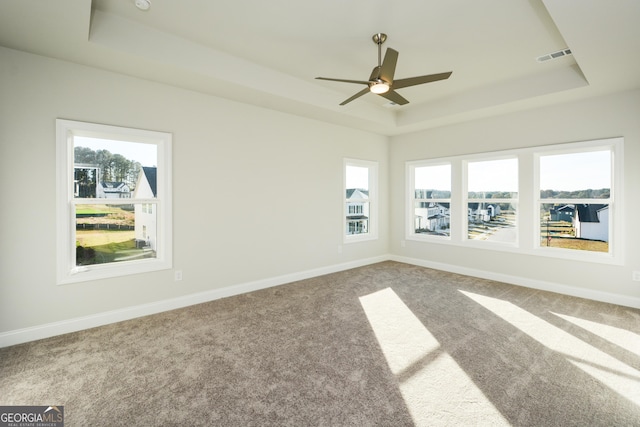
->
[[536, 48, 572, 63]]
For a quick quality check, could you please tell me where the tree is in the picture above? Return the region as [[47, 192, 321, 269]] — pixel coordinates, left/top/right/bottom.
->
[[95, 149, 113, 182], [74, 147, 140, 190], [74, 146, 97, 164]]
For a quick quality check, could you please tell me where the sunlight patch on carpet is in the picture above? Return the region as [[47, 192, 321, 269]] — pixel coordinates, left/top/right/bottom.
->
[[461, 291, 640, 407], [359, 288, 508, 426], [550, 312, 640, 355]]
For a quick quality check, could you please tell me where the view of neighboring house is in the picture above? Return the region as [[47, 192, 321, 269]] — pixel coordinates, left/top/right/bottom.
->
[[550, 204, 575, 221], [413, 190, 450, 234], [97, 181, 131, 198], [74, 165, 132, 199], [468, 203, 501, 223], [133, 167, 158, 249], [414, 202, 450, 233], [574, 204, 609, 242], [346, 188, 369, 234]]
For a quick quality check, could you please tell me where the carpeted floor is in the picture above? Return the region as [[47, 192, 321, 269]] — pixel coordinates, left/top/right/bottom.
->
[[1, 261, 639, 426]]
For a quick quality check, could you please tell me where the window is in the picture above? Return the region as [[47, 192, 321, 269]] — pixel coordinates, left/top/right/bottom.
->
[[56, 119, 172, 284], [405, 137, 622, 264], [465, 157, 518, 244], [408, 162, 451, 239], [349, 205, 363, 215], [535, 139, 620, 258], [344, 158, 378, 242]]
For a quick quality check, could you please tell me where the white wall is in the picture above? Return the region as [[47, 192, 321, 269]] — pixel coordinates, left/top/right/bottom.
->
[[0, 47, 389, 336], [389, 89, 640, 305]]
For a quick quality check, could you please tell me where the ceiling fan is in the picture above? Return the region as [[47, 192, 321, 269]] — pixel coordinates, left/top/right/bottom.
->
[[316, 33, 452, 106]]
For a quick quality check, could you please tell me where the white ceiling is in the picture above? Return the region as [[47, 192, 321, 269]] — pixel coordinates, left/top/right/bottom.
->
[[1, 0, 639, 135]]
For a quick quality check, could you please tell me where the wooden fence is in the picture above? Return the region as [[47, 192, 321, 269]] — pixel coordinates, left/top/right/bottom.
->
[[76, 223, 134, 230]]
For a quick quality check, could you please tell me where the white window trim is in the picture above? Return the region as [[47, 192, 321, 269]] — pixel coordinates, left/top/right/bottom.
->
[[344, 158, 378, 243], [405, 137, 623, 265], [532, 138, 623, 264], [56, 119, 173, 284]]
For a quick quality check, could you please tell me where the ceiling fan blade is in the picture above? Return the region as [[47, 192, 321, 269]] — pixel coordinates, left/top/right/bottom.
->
[[340, 88, 371, 105], [393, 71, 452, 89], [316, 77, 371, 85], [379, 48, 399, 83], [378, 90, 409, 105]]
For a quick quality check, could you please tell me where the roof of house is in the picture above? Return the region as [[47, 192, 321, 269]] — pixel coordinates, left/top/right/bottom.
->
[[346, 188, 368, 199], [427, 214, 448, 220], [100, 182, 128, 191], [575, 204, 607, 223], [468, 203, 500, 210], [346, 215, 368, 220], [142, 167, 157, 197], [551, 204, 575, 213]]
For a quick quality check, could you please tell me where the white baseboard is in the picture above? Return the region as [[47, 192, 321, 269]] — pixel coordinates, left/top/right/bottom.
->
[[0, 256, 387, 348], [389, 255, 640, 309], [2, 253, 638, 348]]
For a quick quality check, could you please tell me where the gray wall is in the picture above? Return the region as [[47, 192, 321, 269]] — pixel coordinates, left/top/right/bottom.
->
[[1, 45, 638, 340], [389, 89, 640, 303], [0, 47, 389, 333]]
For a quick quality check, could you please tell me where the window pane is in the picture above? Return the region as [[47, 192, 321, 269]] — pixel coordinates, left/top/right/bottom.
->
[[468, 158, 518, 198], [415, 164, 451, 198], [539, 203, 608, 252], [75, 203, 157, 265], [74, 136, 158, 199], [346, 165, 369, 191], [539, 151, 610, 199], [413, 164, 451, 236], [345, 161, 374, 239], [467, 202, 517, 242]]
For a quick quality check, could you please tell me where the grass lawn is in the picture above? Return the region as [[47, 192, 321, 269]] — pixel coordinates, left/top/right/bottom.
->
[[541, 237, 608, 252], [76, 204, 120, 215], [76, 229, 134, 247], [76, 230, 155, 264]]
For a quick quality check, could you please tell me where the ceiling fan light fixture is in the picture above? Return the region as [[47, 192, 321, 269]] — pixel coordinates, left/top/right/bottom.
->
[[370, 81, 390, 94]]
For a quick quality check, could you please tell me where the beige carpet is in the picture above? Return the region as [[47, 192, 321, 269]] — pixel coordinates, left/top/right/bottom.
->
[[1, 261, 639, 426]]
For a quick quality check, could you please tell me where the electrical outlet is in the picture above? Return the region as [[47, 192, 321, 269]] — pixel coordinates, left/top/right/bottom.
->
[[632, 271, 640, 282], [401, 240, 406, 248], [337, 245, 343, 254], [174, 270, 183, 281]]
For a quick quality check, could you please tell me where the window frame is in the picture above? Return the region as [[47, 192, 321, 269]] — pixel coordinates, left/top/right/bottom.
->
[[405, 137, 623, 265], [56, 119, 173, 284], [344, 158, 378, 243], [533, 138, 622, 263]]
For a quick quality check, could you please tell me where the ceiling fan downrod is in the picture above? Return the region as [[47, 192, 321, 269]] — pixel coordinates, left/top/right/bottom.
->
[[372, 33, 387, 67]]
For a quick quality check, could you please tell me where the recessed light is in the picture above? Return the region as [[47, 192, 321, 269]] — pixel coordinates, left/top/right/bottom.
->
[[135, 0, 151, 11]]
